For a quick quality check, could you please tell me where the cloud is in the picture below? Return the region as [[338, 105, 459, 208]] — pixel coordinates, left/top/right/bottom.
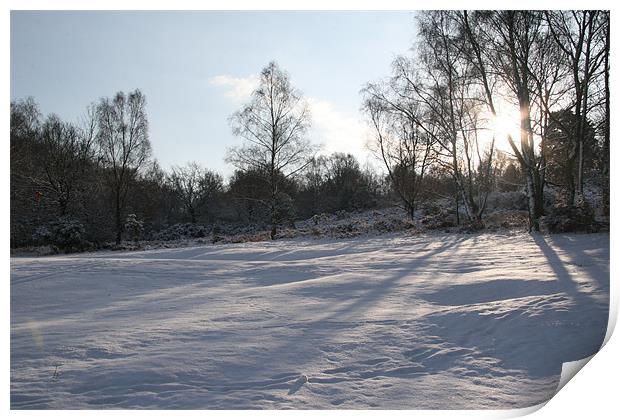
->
[[208, 74, 259, 102], [307, 97, 371, 163]]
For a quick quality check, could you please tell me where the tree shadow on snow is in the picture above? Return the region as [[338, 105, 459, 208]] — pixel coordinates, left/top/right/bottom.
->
[[416, 234, 608, 380]]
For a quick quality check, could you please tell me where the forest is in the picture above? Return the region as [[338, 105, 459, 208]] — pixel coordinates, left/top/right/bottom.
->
[[10, 10, 610, 252]]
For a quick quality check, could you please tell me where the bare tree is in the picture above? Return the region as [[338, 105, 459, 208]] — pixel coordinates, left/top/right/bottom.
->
[[365, 11, 496, 225], [96, 89, 151, 244], [36, 114, 93, 217], [10, 97, 42, 172], [417, 11, 499, 224], [363, 84, 435, 220], [602, 11, 610, 216], [169, 162, 223, 223], [227, 61, 314, 239], [545, 11, 607, 203], [461, 11, 549, 230]]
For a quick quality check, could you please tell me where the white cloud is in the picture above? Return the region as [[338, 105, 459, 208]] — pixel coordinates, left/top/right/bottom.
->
[[307, 97, 372, 164], [208, 74, 259, 102]]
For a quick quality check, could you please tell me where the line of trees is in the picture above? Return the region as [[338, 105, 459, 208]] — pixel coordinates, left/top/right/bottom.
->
[[11, 91, 154, 246], [10, 10, 610, 249], [10, 89, 389, 248]]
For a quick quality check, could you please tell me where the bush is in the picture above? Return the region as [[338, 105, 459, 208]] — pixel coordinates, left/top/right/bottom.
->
[[485, 191, 528, 211], [311, 213, 331, 226], [458, 219, 485, 233], [420, 211, 458, 230], [125, 214, 144, 242], [484, 210, 529, 230], [32, 217, 88, 252], [540, 202, 598, 233], [155, 223, 209, 241]]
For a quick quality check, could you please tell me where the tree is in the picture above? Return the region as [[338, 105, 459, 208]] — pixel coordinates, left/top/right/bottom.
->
[[169, 162, 223, 224], [128, 160, 172, 232], [10, 98, 43, 246], [37, 114, 95, 217], [324, 153, 375, 212], [363, 85, 435, 220], [461, 11, 548, 230], [496, 153, 523, 192], [365, 11, 499, 224], [227, 168, 271, 225], [602, 11, 610, 216], [298, 156, 328, 216], [96, 89, 151, 244], [227, 61, 314, 239], [544, 109, 596, 198], [545, 11, 607, 202]]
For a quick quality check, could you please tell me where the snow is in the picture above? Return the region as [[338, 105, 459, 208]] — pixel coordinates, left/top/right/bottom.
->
[[10, 232, 609, 409]]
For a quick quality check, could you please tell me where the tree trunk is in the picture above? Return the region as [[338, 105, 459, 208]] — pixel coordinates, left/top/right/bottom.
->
[[520, 102, 542, 231], [603, 13, 610, 216], [59, 197, 67, 218], [524, 169, 537, 231], [115, 192, 122, 245], [567, 161, 576, 206], [454, 178, 460, 226], [270, 224, 277, 240], [577, 89, 588, 201], [270, 194, 277, 240], [270, 182, 278, 240]]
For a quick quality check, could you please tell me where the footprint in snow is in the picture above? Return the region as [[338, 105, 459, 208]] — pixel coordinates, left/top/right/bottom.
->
[[287, 374, 308, 395]]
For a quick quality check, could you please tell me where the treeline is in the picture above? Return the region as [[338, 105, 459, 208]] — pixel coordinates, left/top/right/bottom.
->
[[363, 10, 610, 230], [10, 10, 610, 249], [10, 95, 391, 248], [10, 92, 523, 250]]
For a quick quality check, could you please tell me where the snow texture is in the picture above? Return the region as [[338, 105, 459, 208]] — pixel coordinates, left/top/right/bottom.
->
[[10, 232, 609, 409]]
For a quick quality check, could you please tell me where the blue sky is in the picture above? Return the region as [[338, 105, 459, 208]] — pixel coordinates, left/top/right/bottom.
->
[[11, 11, 417, 177]]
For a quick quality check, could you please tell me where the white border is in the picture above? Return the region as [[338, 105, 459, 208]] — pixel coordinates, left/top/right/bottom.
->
[[4, 1, 618, 419]]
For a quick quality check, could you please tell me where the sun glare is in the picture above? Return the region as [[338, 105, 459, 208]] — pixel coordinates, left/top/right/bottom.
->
[[479, 107, 521, 152], [491, 113, 520, 141]]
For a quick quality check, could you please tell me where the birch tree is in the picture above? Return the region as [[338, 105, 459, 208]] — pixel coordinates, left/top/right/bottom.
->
[[545, 11, 608, 203], [227, 61, 314, 239], [363, 81, 435, 220], [461, 11, 547, 230]]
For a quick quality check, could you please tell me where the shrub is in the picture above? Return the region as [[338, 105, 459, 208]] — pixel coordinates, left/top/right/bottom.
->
[[32, 217, 88, 252], [420, 211, 458, 230], [125, 214, 144, 242], [458, 219, 485, 233], [540, 201, 597, 233], [155, 223, 209, 241], [485, 191, 528, 211]]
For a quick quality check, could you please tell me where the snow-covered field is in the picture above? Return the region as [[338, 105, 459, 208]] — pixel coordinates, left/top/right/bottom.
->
[[10, 232, 609, 409]]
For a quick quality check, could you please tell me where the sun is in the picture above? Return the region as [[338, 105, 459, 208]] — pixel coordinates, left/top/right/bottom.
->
[[480, 107, 521, 152], [491, 113, 520, 141]]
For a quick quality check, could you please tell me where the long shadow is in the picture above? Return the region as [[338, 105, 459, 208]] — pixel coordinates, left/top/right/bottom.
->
[[319, 235, 470, 322], [421, 279, 563, 306], [532, 233, 609, 309], [273, 235, 469, 343], [546, 233, 610, 296], [417, 233, 609, 380], [171, 235, 471, 393]]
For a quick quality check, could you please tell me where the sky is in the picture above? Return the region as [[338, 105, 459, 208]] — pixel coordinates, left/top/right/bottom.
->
[[11, 11, 417, 177]]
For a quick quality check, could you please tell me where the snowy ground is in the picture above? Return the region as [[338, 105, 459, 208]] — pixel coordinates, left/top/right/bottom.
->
[[10, 232, 609, 409]]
